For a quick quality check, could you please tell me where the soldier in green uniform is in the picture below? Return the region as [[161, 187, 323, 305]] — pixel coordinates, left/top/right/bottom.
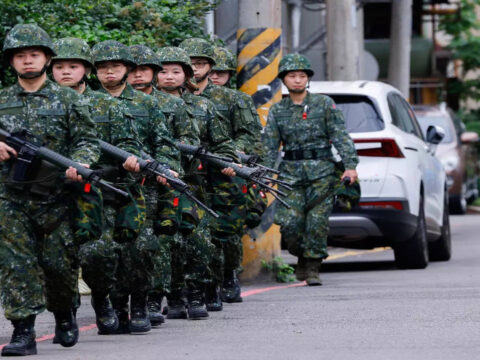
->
[[0, 24, 100, 355], [263, 53, 359, 285], [51, 37, 144, 335], [209, 46, 268, 232], [179, 38, 260, 305], [127, 44, 202, 322], [156, 46, 238, 316], [91, 40, 181, 334]]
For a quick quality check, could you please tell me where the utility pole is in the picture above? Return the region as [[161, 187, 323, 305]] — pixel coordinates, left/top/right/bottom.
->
[[326, 0, 360, 81], [237, 0, 282, 126], [388, 0, 412, 97], [237, 0, 282, 280]]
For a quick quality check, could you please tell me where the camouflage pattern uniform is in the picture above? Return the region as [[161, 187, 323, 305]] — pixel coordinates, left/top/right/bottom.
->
[[180, 38, 259, 302], [92, 41, 180, 325], [0, 25, 99, 325], [52, 38, 144, 307], [212, 46, 267, 230], [263, 53, 358, 262], [155, 46, 234, 316]]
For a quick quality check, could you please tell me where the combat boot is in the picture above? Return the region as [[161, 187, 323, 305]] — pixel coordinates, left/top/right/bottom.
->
[[53, 310, 79, 348], [295, 256, 308, 281], [109, 296, 130, 335], [91, 295, 119, 334], [147, 293, 165, 327], [187, 287, 209, 320], [205, 283, 223, 312], [305, 259, 322, 286], [52, 308, 77, 344], [1, 315, 37, 356], [221, 270, 242, 303], [166, 292, 188, 319], [130, 292, 151, 334]]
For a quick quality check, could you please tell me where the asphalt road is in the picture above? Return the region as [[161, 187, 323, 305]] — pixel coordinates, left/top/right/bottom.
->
[[0, 214, 479, 359]]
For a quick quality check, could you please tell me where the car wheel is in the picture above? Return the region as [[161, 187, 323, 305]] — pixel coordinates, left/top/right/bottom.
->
[[428, 191, 452, 261], [393, 195, 429, 269], [449, 183, 467, 215]]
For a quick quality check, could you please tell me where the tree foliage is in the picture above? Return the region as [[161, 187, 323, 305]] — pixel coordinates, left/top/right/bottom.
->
[[0, 0, 219, 87], [439, 0, 480, 102]]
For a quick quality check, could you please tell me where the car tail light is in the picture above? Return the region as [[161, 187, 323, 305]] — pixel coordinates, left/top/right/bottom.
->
[[354, 138, 405, 158], [359, 201, 404, 210]]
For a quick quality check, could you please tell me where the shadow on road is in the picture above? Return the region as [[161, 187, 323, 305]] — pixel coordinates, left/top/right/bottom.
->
[[321, 260, 397, 273]]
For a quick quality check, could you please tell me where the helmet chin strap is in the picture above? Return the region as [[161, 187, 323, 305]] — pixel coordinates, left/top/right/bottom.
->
[[68, 74, 89, 89], [104, 73, 129, 89], [286, 78, 310, 94], [287, 86, 307, 94], [17, 63, 49, 79], [161, 85, 181, 92], [132, 82, 152, 90], [194, 71, 210, 84]]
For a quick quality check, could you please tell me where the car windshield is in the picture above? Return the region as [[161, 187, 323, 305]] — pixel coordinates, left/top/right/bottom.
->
[[415, 113, 454, 143], [328, 95, 384, 133]]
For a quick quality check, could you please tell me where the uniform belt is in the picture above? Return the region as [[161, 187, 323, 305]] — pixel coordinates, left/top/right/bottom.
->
[[283, 148, 331, 161]]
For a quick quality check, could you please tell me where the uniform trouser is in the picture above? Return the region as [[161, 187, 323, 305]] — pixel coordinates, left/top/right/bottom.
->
[[0, 196, 79, 320], [79, 185, 146, 299], [274, 175, 336, 260], [110, 220, 159, 299], [208, 174, 247, 283], [168, 214, 213, 297], [106, 185, 168, 300], [149, 233, 172, 297], [244, 184, 268, 230]]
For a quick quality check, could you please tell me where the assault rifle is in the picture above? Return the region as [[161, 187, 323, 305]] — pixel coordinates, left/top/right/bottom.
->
[[235, 151, 293, 192], [236, 152, 279, 174], [0, 129, 128, 197], [98, 140, 219, 218], [176, 143, 292, 208]]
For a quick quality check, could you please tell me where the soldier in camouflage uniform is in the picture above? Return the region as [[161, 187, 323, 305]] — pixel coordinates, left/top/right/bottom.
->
[[92, 40, 181, 334], [263, 53, 358, 285], [0, 24, 100, 355], [179, 38, 261, 305], [210, 46, 268, 232], [51, 37, 145, 335], [127, 44, 203, 321], [156, 46, 238, 316]]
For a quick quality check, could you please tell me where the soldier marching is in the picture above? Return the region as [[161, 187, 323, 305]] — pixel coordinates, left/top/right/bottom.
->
[[0, 24, 358, 356]]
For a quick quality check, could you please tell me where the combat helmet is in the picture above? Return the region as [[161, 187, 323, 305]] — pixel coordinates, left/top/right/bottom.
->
[[53, 37, 93, 68], [3, 24, 56, 60], [212, 47, 236, 72], [179, 38, 216, 65], [91, 40, 135, 67], [157, 47, 193, 78], [129, 44, 162, 71], [278, 53, 314, 78]]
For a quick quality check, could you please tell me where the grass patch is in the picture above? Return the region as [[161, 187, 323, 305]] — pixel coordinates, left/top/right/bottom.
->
[[261, 256, 296, 283]]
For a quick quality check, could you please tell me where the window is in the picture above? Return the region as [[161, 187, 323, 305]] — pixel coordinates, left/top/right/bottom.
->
[[329, 95, 384, 133], [398, 96, 424, 140]]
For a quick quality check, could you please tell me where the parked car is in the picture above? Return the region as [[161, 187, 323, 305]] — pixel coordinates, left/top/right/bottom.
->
[[282, 81, 451, 269], [413, 104, 479, 214]]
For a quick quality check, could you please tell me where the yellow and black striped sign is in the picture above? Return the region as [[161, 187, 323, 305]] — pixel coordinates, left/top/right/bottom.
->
[[237, 27, 282, 126]]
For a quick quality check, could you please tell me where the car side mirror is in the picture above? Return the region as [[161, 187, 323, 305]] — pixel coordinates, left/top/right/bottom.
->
[[460, 131, 479, 144], [426, 125, 445, 145]]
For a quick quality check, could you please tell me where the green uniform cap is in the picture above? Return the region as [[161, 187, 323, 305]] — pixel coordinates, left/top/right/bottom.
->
[[278, 53, 314, 78], [129, 44, 162, 70], [178, 38, 216, 65], [157, 46, 193, 78], [91, 40, 135, 67], [3, 24, 56, 60], [212, 46, 236, 72], [53, 37, 93, 68]]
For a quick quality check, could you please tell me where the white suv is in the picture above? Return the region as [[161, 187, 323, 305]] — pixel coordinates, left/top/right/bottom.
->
[[282, 81, 451, 269]]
